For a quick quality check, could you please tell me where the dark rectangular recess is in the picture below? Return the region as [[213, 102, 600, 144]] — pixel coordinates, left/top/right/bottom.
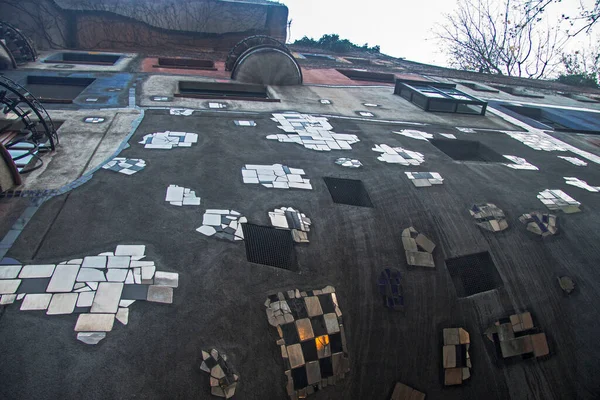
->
[[155, 57, 216, 70], [242, 224, 297, 271], [44, 52, 120, 65], [430, 139, 505, 162], [25, 76, 95, 103], [323, 177, 374, 207], [458, 81, 500, 93], [176, 81, 279, 102], [491, 85, 545, 98], [336, 69, 395, 83], [395, 82, 487, 115], [445, 251, 503, 297]]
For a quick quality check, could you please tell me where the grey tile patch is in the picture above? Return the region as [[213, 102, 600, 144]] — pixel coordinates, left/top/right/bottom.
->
[[102, 158, 146, 176], [469, 203, 508, 232], [564, 177, 600, 192], [393, 129, 433, 141], [402, 227, 435, 268], [0, 245, 179, 344], [269, 207, 312, 243], [537, 189, 581, 213], [200, 349, 239, 398], [140, 131, 198, 149], [503, 155, 539, 170], [265, 286, 350, 399], [519, 212, 558, 236], [267, 113, 359, 152], [405, 172, 443, 187], [242, 164, 312, 190], [170, 108, 194, 116], [335, 158, 362, 168], [234, 120, 256, 126], [558, 156, 587, 166], [197, 209, 246, 241], [165, 184, 201, 206], [373, 144, 425, 165]]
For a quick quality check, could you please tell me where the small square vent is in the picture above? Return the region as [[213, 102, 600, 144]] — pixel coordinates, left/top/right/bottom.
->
[[323, 177, 374, 207], [445, 251, 503, 297], [242, 224, 297, 271], [430, 139, 505, 162]]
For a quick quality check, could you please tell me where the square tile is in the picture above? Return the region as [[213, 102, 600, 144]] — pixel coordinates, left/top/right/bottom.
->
[[147, 285, 173, 303], [0, 265, 21, 279], [19, 265, 55, 278], [304, 296, 323, 317], [47, 293, 78, 315], [74, 313, 115, 332], [153, 271, 179, 288], [305, 361, 321, 385], [20, 293, 52, 310], [296, 318, 315, 341], [107, 256, 130, 269], [0, 279, 21, 294], [90, 282, 123, 313], [76, 291, 96, 308], [82, 256, 107, 269], [287, 343, 305, 368], [323, 313, 340, 334]]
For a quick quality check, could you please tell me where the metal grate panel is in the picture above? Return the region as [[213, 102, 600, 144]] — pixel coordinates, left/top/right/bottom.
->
[[242, 224, 297, 271]]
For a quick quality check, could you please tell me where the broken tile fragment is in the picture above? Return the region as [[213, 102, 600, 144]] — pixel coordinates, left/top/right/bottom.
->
[[503, 155, 539, 170], [373, 144, 425, 165], [558, 156, 587, 166], [197, 210, 245, 241], [200, 348, 239, 398], [269, 207, 311, 243], [77, 332, 106, 345], [402, 227, 435, 268], [564, 177, 600, 192], [393, 129, 433, 141]]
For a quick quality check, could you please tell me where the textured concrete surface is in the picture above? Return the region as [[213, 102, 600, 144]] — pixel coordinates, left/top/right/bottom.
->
[[2, 110, 600, 399]]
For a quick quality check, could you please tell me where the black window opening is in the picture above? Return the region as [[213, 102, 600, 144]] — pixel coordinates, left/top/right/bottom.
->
[[45, 52, 121, 65], [336, 69, 395, 83], [175, 81, 279, 102], [501, 104, 600, 134], [323, 177, 374, 208], [154, 57, 217, 71], [445, 251, 504, 297], [430, 139, 505, 162], [242, 224, 297, 271], [395, 82, 487, 115], [24, 76, 96, 103]]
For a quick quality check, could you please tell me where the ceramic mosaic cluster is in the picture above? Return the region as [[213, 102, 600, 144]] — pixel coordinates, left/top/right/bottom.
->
[[264, 286, 350, 399], [393, 129, 433, 141], [537, 189, 581, 213], [519, 212, 558, 237], [442, 328, 471, 386], [558, 156, 587, 166], [0, 245, 178, 345], [564, 177, 600, 192], [484, 312, 549, 360], [503, 155, 539, 170], [377, 268, 403, 310], [269, 207, 311, 243], [234, 120, 256, 127], [402, 227, 435, 268], [242, 164, 312, 190], [373, 144, 425, 165], [470, 203, 508, 232], [165, 185, 201, 206], [102, 158, 146, 175], [170, 108, 194, 116], [268, 113, 359, 152], [196, 210, 246, 241], [405, 172, 443, 187], [335, 158, 362, 168], [140, 131, 198, 149], [505, 131, 568, 151], [200, 349, 239, 399]]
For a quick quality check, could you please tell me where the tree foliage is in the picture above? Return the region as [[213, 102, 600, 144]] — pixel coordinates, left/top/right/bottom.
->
[[293, 34, 380, 54], [521, 0, 599, 37], [556, 46, 599, 87]]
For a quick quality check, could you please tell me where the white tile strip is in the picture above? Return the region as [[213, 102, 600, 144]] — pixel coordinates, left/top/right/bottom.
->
[[564, 177, 600, 192], [558, 156, 588, 166], [393, 129, 433, 141], [503, 155, 539, 170]]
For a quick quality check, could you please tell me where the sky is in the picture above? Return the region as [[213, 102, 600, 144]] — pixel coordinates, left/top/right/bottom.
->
[[279, 0, 598, 68]]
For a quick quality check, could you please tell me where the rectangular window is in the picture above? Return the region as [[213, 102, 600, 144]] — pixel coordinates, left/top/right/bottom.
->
[[394, 82, 487, 115], [176, 81, 279, 102], [336, 69, 395, 83], [154, 58, 216, 71]]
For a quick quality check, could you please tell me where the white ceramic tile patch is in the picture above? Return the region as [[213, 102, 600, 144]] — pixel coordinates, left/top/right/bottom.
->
[[196, 209, 246, 241], [405, 172, 443, 187], [393, 129, 433, 141], [335, 158, 363, 168], [373, 144, 425, 165], [242, 164, 312, 190], [170, 108, 194, 116], [140, 131, 198, 149], [165, 185, 201, 206], [564, 177, 600, 192], [537, 189, 581, 213], [102, 158, 146, 175], [269, 207, 311, 243], [558, 156, 587, 166], [503, 155, 539, 170]]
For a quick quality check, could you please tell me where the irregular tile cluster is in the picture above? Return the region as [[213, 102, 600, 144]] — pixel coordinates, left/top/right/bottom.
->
[[242, 164, 312, 190], [393, 129, 433, 141], [165, 185, 201, 206], [269, 207, 311, 243], [470, 203, 508, 232], [170, 108, 193, 116], [102, 158, 146, 175], [139, 131, 198, 149], [200, 349, 239, 399], [504, 131, 568, 151], [558, 156, 587, 166], [519, 212, 558, 236], [484, 312, 549, 360], [373, 144, 425, 165], [442, 328, 471, 386], [268, 113, 359, 151], [405, 172, 443, 187], [377, 268, 403, 310], [537, 189, 581, 213], [402, 227, 435, 268], [0, 245, 178, 345], [564, 177, 600, 192], [558, 276, 575, 294], [264, 286, 350, 399], [234, 120, 256, 126], [503, 155, 539, 170], [390, 382, 425, 400], [335, 158, 362, 168], [196, 210, 246, 241]]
